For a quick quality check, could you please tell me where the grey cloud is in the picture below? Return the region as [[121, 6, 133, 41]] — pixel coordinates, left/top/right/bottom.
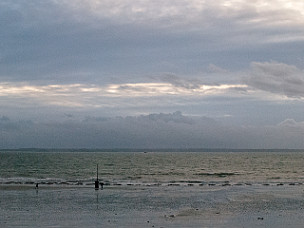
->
[[136, 111, 199, 125], [1, 0, 303, 85], [64, 113, 74, 118], [247, 61, 304, 98], [208, 64, 228, 74], [0, 112, 222, 149], [0, 116, 10, 122], [83, 116, 110, 122], [160, 74, 202, 90], [0, 117, 33, 134], [83, 112, 199, 125]]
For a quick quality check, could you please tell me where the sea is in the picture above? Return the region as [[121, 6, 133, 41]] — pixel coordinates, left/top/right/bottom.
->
[[1, 150, 304, 227], [1, 150, 304, 186]]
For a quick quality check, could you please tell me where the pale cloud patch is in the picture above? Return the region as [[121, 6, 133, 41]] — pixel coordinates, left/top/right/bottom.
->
[[208, 64, 228, 74], [275, 119, 304, 147], [107, 82, 247, 96], [59, 0, 304, 26], [55, 0, 304, 42], [278, 119, 304, 129], [53, 0, 304, 47], [0, 82, 247, 108], [0, 83, 89, 107]]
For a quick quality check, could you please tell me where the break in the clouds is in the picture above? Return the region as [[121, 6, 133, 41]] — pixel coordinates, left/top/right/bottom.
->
[[1, 0, 304, 149]]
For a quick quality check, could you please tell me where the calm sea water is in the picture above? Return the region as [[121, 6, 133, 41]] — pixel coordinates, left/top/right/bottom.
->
[[2, 151, 304, 228], [1, 151, 304, 186]]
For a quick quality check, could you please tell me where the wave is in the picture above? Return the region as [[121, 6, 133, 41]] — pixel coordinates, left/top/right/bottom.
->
[[0, 177, 303, 188], [194, 172, 239, 177]]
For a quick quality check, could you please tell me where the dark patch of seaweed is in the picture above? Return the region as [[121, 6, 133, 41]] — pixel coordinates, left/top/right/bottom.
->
[[194, 172, 238, 178], [169, 180, 203, 184]]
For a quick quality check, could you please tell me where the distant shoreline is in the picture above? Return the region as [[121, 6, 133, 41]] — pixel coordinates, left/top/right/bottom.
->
[[0, 148, 304, 153]]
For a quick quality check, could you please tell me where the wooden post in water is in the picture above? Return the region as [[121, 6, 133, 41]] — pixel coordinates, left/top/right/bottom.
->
[[95, 164, 99, 190]]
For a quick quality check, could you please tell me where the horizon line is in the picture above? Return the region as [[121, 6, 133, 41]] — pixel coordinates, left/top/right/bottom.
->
[[1, 148, 304, 152]]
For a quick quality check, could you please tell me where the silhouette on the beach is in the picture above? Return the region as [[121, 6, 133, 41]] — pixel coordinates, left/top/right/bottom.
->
[[35, 183, 39, 189]]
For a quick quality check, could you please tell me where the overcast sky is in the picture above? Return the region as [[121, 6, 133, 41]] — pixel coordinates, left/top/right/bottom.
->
[[1, 0, 304, 149]]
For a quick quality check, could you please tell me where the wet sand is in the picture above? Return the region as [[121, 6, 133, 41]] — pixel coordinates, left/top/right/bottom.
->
[[1, 184, 304, 227]]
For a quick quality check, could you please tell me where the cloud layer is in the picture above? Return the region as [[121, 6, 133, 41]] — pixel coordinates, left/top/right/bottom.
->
[[1, 112, 304, 149], [1, 0, 304, 84]]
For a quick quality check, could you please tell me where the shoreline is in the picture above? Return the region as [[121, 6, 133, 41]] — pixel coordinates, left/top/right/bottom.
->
[[0, 179, 303, 190]]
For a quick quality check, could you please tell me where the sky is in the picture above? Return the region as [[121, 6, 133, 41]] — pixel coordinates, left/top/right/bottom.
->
[[1, 0, 304, 149]]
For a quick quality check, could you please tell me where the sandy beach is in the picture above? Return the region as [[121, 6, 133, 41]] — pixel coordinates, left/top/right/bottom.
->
[[1, 183, 304, 228]]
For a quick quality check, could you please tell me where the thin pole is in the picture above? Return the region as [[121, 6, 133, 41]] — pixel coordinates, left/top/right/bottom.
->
[[95, 164, 99, 190], [97, 164, 99, 181]]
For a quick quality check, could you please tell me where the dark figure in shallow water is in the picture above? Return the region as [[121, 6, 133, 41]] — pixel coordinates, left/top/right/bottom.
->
[[100, 182, 104, 190], [35, 183, 39, 189], [95, 180, 99, 190]]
